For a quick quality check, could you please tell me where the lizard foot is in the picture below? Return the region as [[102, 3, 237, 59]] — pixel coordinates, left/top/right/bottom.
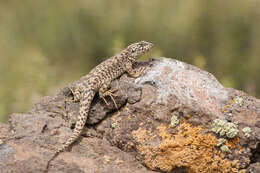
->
[[101, 89, 118, 109]]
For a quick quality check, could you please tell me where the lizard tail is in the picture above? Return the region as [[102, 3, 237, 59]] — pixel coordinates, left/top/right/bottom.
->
[[45, 90, 95, 172], [62, 89, 95, 149]]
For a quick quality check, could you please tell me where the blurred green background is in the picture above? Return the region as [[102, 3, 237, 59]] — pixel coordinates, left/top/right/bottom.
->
[[0, 0, 259, 122]]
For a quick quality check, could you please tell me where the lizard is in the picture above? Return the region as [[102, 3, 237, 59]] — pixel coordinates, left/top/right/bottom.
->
[[46, 41, 153, 171]]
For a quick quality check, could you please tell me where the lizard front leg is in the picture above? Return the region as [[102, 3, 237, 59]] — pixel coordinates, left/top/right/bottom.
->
[[125, 61, 146, 78], [99, 83, 118, 109]]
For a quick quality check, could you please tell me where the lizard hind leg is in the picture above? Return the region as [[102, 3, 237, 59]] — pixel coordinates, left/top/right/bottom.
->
[[103, 89, 118, 109], [62, 85, 84, 121], [99, 83, 118, 109], [69, 84, 85, 102]]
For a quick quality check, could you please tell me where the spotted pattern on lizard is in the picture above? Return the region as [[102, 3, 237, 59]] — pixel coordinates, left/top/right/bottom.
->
[[46, 41, 153, 171]]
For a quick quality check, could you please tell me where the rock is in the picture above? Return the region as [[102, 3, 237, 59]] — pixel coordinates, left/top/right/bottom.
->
[[0, 58, 259, 173]]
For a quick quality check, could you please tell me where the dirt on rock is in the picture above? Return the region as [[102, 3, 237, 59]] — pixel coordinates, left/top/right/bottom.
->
[[0, 58, 259, 173]]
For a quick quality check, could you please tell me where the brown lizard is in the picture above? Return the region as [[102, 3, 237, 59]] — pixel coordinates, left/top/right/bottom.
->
[[46, 41, 153, 171]]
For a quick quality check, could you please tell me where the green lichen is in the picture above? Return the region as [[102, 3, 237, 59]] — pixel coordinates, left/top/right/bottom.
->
[[220, 145, 231, 153], [211, 119, 239, 138], [111, 122, 116, 129], [216, 138, 227, 147], [234, 97, 243, 106], [171, 115, 180, 128], [242, 127, 251, 138]]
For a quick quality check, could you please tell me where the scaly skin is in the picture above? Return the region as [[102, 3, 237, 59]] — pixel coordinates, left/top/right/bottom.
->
[[46, 41, 153, 171]]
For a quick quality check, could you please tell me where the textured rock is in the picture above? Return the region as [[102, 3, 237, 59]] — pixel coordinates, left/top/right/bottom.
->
[[0, 58, 259, 173]]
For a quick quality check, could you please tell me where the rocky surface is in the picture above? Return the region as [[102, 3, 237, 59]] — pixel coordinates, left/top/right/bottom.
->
[[0, 58, 259, 173]]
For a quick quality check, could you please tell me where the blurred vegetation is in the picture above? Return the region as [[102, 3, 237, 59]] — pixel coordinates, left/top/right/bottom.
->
[[0, 0, 259, 122]]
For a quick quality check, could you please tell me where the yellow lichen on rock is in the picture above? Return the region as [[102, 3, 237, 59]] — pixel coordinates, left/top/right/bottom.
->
[[132, 122, 240, 173]]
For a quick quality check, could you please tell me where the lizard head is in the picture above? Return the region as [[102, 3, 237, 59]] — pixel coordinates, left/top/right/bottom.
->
[[126, 41, 153, 61]]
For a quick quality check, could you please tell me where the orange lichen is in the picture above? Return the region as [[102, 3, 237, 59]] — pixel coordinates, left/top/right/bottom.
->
[[226, 136, 240, 149], [132, 122, 240, 173]]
